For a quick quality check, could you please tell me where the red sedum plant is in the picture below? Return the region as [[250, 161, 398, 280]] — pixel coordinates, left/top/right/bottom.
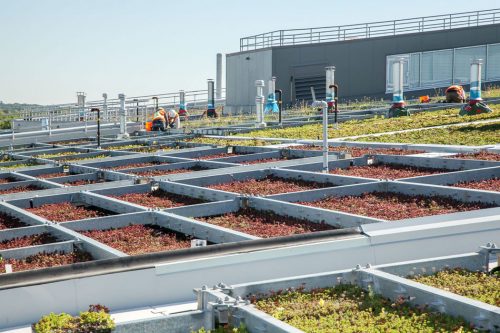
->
[[451, 151, 500, 161], [0, 233, 57, 250], [111, 161, 165, 171], [27, 202, 111, 222], [0, 250, 92, 273], [112, 190, 204, 208], [298, 192, 493, 220], [207, 176, 333, 196], [130, 166, 208, 177], [293, 145, 425, 157], [0, 185, 42, 195], [81, 224, 192, 255], [0, 213, 26, 230], [453, 178, 500, 192], [198, 208, 335, 238], [329, 163, 448, 180]]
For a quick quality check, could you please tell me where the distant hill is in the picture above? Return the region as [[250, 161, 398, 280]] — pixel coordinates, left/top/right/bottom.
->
[[0, 101, 41, 114]]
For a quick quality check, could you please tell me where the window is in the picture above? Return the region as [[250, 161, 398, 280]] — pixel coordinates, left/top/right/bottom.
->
[[487, 43, 500, 81], [454, 46, 486, 84], [386, 42, 498, 93]]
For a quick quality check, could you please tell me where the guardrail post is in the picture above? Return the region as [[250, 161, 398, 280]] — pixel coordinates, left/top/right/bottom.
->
[[255, 80, 266, 128], [118, 93, 129, 138], [48, 109, 52, 136], [216, 53, 223, 101], [102, 93, 108, 123]]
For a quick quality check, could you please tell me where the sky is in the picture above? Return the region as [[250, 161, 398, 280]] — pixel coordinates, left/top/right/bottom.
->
[[0, 0, 498, 104]]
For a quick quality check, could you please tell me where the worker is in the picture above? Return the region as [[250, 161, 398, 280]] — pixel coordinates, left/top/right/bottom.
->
[[151, 107, 167, 131], [166, 109, 181, 129], [178, 103, 189, 120], [445, 85, 466, 103], [205, 104, 218, 118]]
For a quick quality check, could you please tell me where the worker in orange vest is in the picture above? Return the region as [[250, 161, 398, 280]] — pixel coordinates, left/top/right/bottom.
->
[[151, 107, 167, 131], [445, 85, 466, 103]]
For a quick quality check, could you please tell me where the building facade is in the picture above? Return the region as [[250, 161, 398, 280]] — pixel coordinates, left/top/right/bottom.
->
[[225, 10, 500, 113]]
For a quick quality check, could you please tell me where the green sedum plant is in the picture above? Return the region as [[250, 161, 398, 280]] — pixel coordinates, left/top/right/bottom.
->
[[34, 305, 115, 333], [76, 310, 115, 332], [236, 106, 500, 140], [33, 312, 75, 333], [355, 122, 500, 146], [411, 268, 500, 307], [254, 284, 477, 332]]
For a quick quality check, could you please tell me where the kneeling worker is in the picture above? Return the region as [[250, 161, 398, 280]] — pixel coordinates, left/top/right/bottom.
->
[[152, 107, 167, 131], [445, 85, 466, 103], [166, 109, 181, 129]]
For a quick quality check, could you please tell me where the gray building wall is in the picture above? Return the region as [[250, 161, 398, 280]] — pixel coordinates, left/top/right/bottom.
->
[[226, 23, 500, 112], [226, 49, 272, 114]]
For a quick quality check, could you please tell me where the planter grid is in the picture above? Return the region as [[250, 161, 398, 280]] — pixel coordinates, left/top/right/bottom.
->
[[186, 245, 500, 333]]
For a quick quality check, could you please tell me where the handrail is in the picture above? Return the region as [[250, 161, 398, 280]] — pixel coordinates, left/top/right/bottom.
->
[[240, 8, 500, 51]]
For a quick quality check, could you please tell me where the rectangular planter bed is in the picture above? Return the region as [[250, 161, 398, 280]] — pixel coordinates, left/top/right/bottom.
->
[[196, 208, 335, 238], [0, 213, 26, 230], [26, 202, 114, 223], [268, 182, 499, 222], [38, 172, 68, 179], [453, 178, 500, 192], [0, 176, 24, 184], [206, 175, 335, 196], [284, 154, 499, 180], [34, 151, 83, 159], [59, 153, 111, 163], [449, 151, 500, 161], [0, 161, 42, 171], [253, 283, 476, 333], [129, 165, 209, 177], [0, 249, 92, 274], [80, 155, 182, 171], [63, 178, 108, 186], [400, 167, 500, 193], [111, 189, 205, 209], [80, 224, 192, 255], [175, 168, 371, 200], [329, 163, 449, 180], [410, 268, 499, 307], [165, 146, 277, 159], [0, 184, 44, 195], [291, 144, 425, 157], [0, 232, 58, 250], [297, 190, 493, 221]]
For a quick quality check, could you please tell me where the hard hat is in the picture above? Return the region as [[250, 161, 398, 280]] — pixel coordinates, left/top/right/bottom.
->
[[207, 104, 214, 109], [179, 104, 186, 110], [158, 107, 165, 112], [167, 109, 177, 117]]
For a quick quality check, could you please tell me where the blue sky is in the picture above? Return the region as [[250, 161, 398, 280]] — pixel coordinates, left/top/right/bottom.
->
[[0, 0, 498, 104]]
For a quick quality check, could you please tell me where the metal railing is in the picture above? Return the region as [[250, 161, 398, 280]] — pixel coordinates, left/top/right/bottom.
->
[[16, 88, 226, 125], [240, 8, 500, 51]]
